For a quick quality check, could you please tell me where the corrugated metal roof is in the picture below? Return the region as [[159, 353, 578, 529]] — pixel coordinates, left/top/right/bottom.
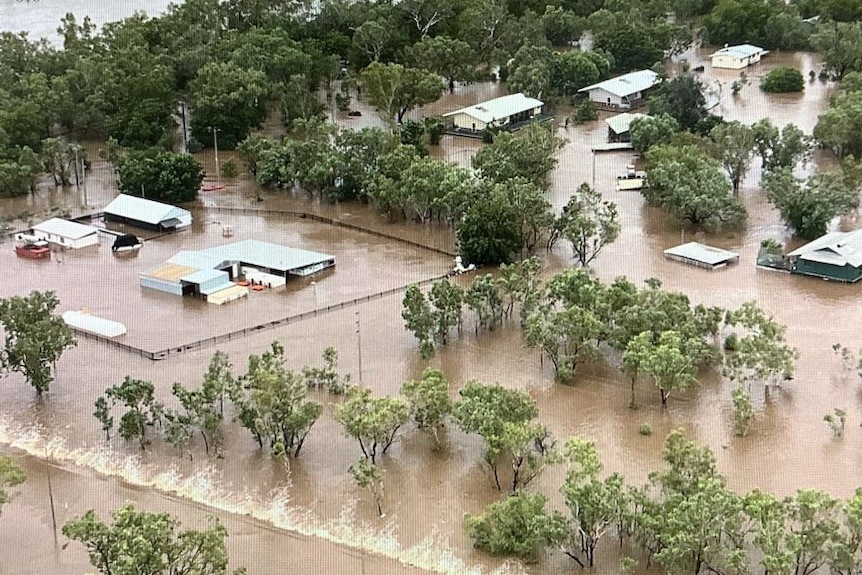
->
[[442, 93, 543, 124], [104, 194, 191, 225], [32, 218, 99, 240], [663, 242, 739, 265], [710, 44, 765, 59], [198, 240, 334, 272], [606, 112, 647, 134], [62, 311, 127, 338], [168, 251, 225, 270], [788, 229, 862, 267], [181, 268, 229, 285], [578, 70, 659, 98]]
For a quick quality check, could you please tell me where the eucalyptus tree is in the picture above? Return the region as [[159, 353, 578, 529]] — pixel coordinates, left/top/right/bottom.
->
[[724, 301, 799, 392], [335, 386, 409, 463], [0, 290, 75, 395], [551, 183, 620, 266], [0, 456, 25, 515], [400, 368, 452, 446], [624, 331, 698, 405], [94, 377, 165, 449], [465, 274, 504, 333]]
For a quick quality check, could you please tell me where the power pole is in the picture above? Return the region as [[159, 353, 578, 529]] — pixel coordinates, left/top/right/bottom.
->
[[180, 101, 188, 153], [81, 155, 88, 207], [212, 127, 220, 187], [355, 310, 363, 382]]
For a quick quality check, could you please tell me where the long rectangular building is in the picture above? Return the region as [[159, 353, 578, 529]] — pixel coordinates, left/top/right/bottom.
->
[[104, 194, 192, 232]]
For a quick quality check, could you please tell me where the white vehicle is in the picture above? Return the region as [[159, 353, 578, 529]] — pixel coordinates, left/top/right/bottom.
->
[[615, 165, 647, 191]]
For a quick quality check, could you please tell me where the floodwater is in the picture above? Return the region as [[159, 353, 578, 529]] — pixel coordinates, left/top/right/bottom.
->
[[0, 25, 859, 575]]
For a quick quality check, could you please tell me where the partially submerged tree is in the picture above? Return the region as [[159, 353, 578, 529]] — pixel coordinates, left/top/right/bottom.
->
[[0, 456, 25, 515], [361, 62, 445, 125], [335, 386, 409, 463], [302, 347, 351, 394], [465, 492, 565, 562], [762, 167, 859, 240], [624, 331, 697, 405], [550, 183, 620, 266], [95, 377, 165, 449], [402, 285, 436, 359], [0, 290, 76, 395], [644, 144, 747, 231], [62, 504, 245, 575], [709, 121, 756, 194], [349, 457, 385, 517], [400, 368, 452, 446], [752, 119, 811, 173], [233, 341, 322, 458], [724, 301, 798, 393]]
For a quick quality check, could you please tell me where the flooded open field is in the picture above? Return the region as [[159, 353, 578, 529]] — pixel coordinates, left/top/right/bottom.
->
[[0, 14, 858, 571]]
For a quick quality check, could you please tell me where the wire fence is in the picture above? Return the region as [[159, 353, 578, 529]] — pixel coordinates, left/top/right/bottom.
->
[[72, 273, 453, 361]]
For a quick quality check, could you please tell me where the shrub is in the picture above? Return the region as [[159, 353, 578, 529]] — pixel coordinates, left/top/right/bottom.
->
[[574, 100, 598, 124], [638, 423, 652, 436], [221, 160, 239, 179], [761, 67, 804, 93], [724, 333, 739, 352]]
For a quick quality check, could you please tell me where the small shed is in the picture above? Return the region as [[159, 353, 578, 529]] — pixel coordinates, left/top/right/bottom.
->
[[62, 311, 127, 338], [710, 44, 767, 69], [787, 230, 862, 282], [578, 70, 660, 109], [664, 242, 740, 270], [103, 194, 192, 232], [606, 112, 647, 142], [443, 93, 544, 132], [31, 218, 99, 249]]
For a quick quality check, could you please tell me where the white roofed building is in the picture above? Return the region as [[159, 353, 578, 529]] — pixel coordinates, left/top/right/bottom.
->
[[606, 112, 647, 142], [710, 44, 767, 69], [578, 70, 660, 109], [443, 93, 544, 133], [30, 218, 100, 249], [103, 194, 192, 232], [787, 230, 862, 282]]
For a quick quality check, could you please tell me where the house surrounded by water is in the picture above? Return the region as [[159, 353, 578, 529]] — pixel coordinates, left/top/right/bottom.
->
[[103, 194, 193, 232], [710, 44, 767, 69], [578, 70, 660, 110], [442, 93, 544, 133], [787, 230, 862, 282], [606, 112, 647, 143], [140, 240, 336, 304]]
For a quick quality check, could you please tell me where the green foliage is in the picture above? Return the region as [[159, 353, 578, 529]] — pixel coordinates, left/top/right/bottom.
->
[[335, 386, 409, 463], [456, 184, 525, 266], [573, 100, 598, 124], [164, 381, 224, 458], [630, 114, 680, 154], [648, 75, 708, 132], [361, 62, 445, 125], [96, 376, 165, 449], [724, 301, 799, 388], [762, 167, 859, 239], [410, 35, 476, 92], [220, 159, 239, 179], [429, 279, 464, 344], [731, 386, 754, 436], [625, 331, 698, 405], [709, 120, 756, 193], [280, 75, 326, 126], [62, 504, 244, 575], [402, 285, 436, 359], [588, 10, 686, 71], [552, 52, 610, 98], [724, 333, 740, 351], [551, 183, 620, 267], [465, 492, 565, 562], [453, 380, 551, 491], [465, 274, 504, 333], [302, 347, 351, 394], [811, 21, 862, 80], [761, 67, 805, 93], [349, 457, 385, 517], [189, 61, 271, 149], [472, 123, 563, 190], [236, 134, 272, 179], [506, 44, 555, 98], [703, 0, 808, 49], [0, 291, 76, 395], [814, 89, 862, 158], [639, 423, 653, 435], [561, 438, 628, 567], [233, 342, 322, 458], [731, 72, 749, 96], [423, 117, 446, 145], [644, 144, 747, 230], [752, 119, 811, 172], [0, 456, 25, 514], [117, 150, 204, 203], [401, 369, 452, 446]]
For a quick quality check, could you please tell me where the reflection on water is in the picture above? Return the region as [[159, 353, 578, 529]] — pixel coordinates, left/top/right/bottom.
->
[[0, 40, 856, 574]]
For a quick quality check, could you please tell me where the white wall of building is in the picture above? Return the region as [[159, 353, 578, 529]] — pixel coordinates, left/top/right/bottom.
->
[[32, 231, 99, 249]]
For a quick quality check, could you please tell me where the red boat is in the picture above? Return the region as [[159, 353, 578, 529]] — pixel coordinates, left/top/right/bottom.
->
[[15, 241, 51, 260], [201, 184, 225, 192]]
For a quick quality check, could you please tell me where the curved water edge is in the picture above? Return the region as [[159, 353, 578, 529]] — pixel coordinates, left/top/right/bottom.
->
[[0, 416, 523, 575]]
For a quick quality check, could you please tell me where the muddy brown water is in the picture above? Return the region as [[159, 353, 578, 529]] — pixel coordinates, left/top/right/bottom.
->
[[0, 18, 857, 573]]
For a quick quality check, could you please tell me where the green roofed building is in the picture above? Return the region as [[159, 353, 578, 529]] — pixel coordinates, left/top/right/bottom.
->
[[787, 230, 862, 283]]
